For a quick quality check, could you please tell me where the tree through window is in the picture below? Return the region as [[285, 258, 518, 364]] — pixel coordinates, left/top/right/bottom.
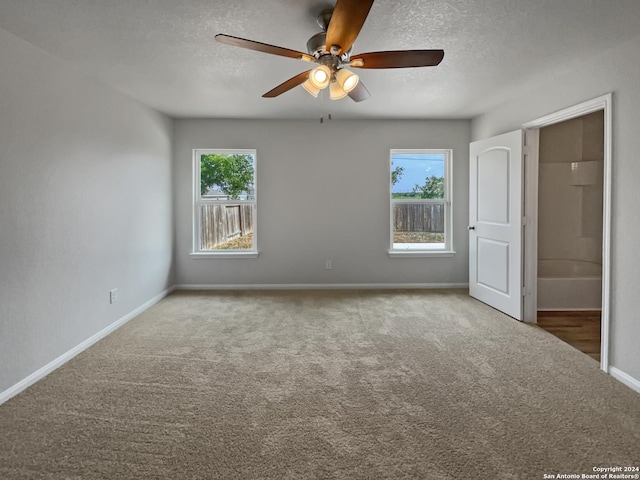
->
[[193, 149, 256, 253], [390, 150, 452, 252]]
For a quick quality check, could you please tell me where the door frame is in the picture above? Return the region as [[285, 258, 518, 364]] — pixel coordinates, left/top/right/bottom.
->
[[522, 93, 613, 373]]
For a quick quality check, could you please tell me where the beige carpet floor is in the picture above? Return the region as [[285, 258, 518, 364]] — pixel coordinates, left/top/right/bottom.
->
[[1, 289, 639, 479]]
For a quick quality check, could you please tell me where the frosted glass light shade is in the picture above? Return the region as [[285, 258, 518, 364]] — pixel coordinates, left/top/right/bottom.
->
[[329, 81, 348, 100], [302, 79, 320, 97], [309, 65, 331, 89], [336, 68, 359, 93]]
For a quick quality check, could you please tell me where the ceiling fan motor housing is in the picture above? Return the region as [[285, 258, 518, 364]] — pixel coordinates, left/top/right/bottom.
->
[[306, 32, 327, 57], [307, 31, 352, 65]]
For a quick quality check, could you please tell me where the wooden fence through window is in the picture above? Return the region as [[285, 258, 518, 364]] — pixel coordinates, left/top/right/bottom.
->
[[393, 203, 444, 233], [200, 204, 253, 249]]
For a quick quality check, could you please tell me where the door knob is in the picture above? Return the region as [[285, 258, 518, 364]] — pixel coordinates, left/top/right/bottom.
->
[[467, 225, 475, 230]]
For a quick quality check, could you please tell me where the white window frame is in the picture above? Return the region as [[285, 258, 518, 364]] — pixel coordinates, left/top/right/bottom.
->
[[389, 149, 454, 257], [190, 148, 258, 258]]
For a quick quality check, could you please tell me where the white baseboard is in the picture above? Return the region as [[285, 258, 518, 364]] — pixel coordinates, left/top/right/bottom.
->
[[174, 283, 469, 291], [0, 286, 175, 406], [609, 366, 640, 394], [537, 308, 602, 312]]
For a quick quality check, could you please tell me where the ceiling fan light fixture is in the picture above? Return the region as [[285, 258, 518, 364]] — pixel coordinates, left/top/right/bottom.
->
[[302, 78, 320, 97], [217, 2, 444, 103], [336, 68, 359, 93], [329, 80, 348, 100], [309, 65, 331, 89]]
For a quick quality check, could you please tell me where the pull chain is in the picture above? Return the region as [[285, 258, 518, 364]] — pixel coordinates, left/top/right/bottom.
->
[[318, 88, 332, 124], [320, 113, 333, 124]]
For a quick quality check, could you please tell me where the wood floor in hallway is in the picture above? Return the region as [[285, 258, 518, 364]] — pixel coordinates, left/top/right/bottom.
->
[[537, 311, 601, 362]]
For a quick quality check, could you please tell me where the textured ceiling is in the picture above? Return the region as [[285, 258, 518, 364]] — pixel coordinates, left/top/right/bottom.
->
[[1, 0, 639, 119]]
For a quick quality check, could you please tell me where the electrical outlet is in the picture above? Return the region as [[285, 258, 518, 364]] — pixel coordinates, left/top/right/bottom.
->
[[109, 288, 118, 304], [325, 260, 332, 270]]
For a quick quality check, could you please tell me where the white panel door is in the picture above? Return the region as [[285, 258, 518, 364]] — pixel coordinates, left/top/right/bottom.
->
[[469, 130, 523, 320]]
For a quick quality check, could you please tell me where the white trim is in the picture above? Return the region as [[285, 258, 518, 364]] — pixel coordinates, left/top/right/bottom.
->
[[393, 242, 446, 249], [174, 283, 469, 291], [388, 250, 455, 258], [522, 129, 539, 324], [189, 252, 259, 259], [536, 308, 602, 312], [522, 94, 611, 129], [609, 367, 640, 394], [521, 93, 612, 373], [0, 286, 175, 406]]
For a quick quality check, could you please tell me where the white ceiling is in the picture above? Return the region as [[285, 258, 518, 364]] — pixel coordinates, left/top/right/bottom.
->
[[1, 0, 639, 120]]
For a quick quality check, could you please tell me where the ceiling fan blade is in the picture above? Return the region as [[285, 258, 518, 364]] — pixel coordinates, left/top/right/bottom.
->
[[351, 50, 444, 69], [325, 0, 375, 55], [262, 70, 312, 98], [216, 34, 314, 62], [348, 81, 371, 102]]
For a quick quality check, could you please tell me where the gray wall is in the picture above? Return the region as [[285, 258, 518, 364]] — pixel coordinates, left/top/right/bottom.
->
[[0, 29, 174, 392], [471, 34, 640, 382], [174, 119, 470, 286]]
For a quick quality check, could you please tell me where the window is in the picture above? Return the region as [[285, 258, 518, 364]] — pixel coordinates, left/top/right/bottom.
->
[[390, 149, 453, 255], [192, 149, 257, 256]]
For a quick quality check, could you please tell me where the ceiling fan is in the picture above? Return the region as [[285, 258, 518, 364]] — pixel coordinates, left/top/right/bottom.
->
[[215, 0, 444, 102]]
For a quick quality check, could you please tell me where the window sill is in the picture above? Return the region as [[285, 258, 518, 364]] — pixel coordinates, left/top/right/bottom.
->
[[190, 251, 259, 259], [388, 250, 455, 258]]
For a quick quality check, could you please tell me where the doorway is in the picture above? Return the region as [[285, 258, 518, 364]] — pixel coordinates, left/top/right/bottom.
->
[[536, 110, 604, 361], [522, 94, 612, 371]]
